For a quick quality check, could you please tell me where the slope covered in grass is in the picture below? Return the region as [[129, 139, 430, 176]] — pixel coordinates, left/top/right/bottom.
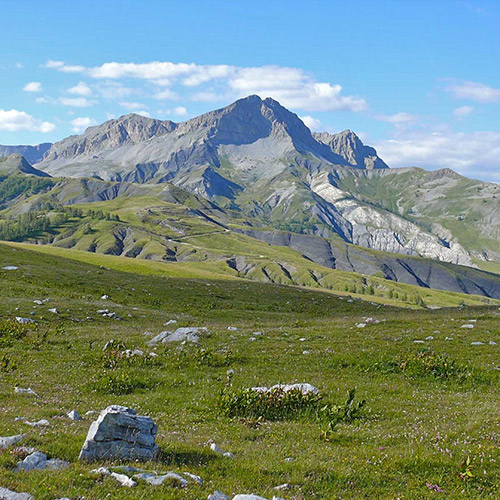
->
[[0, 243, 499, 499]]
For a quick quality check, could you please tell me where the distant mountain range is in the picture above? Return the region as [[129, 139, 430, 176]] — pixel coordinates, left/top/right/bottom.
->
[[1, 95, 500, 300]]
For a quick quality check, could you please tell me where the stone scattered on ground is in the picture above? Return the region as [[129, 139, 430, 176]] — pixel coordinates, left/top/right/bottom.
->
[[100, 294, 110, 300], [15, 317, 35, 324], [208, 492, 230, 500], [123, 348, 144, 358], [461, 324, 475, 329], [0, 433, 25, 449], [67, 409, 81, 421], [164, 319, 177, 326], [14, 387, 38, 396], [135, 471, 188, 487], [250, 383, 319, 395], [0, 486, 33, 499], [2, 266, 19, 271], [79, 405, 159, 461], [471, 341, 485, 345], [209, 441, 235, 458], [15, 451, 69, 472], [48, 308, 58, 314], [24, 419, 50, 427], [147, 327, 208, 345]]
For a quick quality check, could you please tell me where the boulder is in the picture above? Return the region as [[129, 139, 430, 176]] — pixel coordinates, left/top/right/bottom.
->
[[147, 327, 208, 345], [15, 451, 69, 472], [67, 409, 82, 421], [0, 487, 33, 499], [79, 405, 159, 461]]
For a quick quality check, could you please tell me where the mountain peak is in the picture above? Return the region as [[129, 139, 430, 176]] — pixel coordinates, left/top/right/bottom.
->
[[0, 153, 50, 177], [313, 130, 388, 169]]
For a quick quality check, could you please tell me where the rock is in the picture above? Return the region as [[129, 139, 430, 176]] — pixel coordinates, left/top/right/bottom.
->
[[356, 323, 367, 328], [15, 451, 46, 471], [183, 471, 203, 484], [250, 383, 319, 395], [208, 492, 230, 500], [79, 405, 159, 461], [111, 472, 137, 487], [24, 419, 50, 427], [14, 387, 38, 396], [489, 340, 498, 345], [46, 458, 70, 470], [147, 327, 208, 345], [100, 294, 110, 300], [274, 484, 291, 491], [232, 495, 269, 500], [15, 317, 34, 324], [0, 487, 33, 499], [0, 434, 26, 449], [461, 324, 475, 329], [209, 442, 235, 458], [164, 319, 177, 326], [33, 300, 43, 305], [135, 471, 188, 487], [228, 326, 238, 331], [67, 409, 82, 421], [471, 341, 485, 345], [48, 308, 58, 314], [123, 348, 144, 358]]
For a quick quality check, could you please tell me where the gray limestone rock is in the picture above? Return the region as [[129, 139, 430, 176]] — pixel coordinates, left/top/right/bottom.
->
[[79, 405, 159, 461]]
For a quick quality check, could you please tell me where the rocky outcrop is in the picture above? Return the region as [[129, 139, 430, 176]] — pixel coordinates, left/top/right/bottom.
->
[[79, 405, 159, 461], [0, 154, 51, 177]]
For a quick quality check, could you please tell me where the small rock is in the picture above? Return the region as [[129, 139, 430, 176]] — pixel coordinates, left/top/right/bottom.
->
[[489, 340, 497, 345], [33, 300, 43, 305], [15, 317, 34, 324], [232, 495, 269, 500], [227, 326, 238, 331], [14, 387, 38, 397], [356, 323, 366, 328], [164, 319, 177, 326], [471, 341, 485, 345], [24, 419, 50, 427], [48, 308, 58, 314], [208, 492, 230, 500], [67, 410, 82, 421], [461, 324, 475, 329], [15, 451, 47, 471], [2, 265, 19, 271], [135, 471, 188, 487], [0, 434, 25, 449], [210, 442, 234, 458], [100, 295, 110, 300], [111, 472, 137, 487], [147, 327, 207, 345], [0, 487, 33, 499], [183, 471, 203, 484]]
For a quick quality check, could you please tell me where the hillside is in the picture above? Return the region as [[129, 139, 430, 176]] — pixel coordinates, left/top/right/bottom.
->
[[0, 242, 499, 499]]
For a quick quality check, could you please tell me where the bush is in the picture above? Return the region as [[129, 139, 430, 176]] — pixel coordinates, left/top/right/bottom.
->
[[219, 386, 323, 421], [397, 349, 473, 383]]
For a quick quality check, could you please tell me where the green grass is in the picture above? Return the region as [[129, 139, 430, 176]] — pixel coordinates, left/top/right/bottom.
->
[[0, 242, 499, 499]]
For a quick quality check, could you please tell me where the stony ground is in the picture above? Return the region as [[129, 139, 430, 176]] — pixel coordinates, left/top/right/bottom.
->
[[0, 243, 499, 499]]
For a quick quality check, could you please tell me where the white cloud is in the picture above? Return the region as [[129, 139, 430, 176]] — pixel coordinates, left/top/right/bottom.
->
[[0, 109, 55, 132], [172, 106, 187, 116], [71, 117, 96, 132], [376, 112, 416, 124], [374, 130, 500, 181], [453, 105, 474, 117], [44, 60, 368, 113], [23, 81, 43, 93], [119, 101, 148, 110], [67, 81, 92, 96], [300, 115, 322, 131], [446, 81, 500, 103], [154, 88, 179, 100], [43, 60, 65, 69], [59, 97, 94, 108]]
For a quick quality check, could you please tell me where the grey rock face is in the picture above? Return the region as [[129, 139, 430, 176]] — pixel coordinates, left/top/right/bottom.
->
[[0, 143, 51, 164], [0, 487, 34, 500], [314, 130, 388, 169], [79, 405, 159, 461], [15, 451, 69, 472]]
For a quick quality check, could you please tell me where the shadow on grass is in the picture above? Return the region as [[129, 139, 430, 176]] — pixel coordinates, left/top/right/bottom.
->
[[156, 446, 218, 467]]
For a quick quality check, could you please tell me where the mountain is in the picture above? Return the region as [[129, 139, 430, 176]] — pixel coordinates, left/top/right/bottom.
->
[[2, 95, 500, 291], [0, 142, 51, 164], [0, 153, 50, 178]]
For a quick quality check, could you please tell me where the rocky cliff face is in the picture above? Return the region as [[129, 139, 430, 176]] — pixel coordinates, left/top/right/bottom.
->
[[0, 143, 51, 165]]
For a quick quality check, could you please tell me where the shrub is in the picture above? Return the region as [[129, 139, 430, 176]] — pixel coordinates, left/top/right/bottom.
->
[[397, 349, 473, 383]]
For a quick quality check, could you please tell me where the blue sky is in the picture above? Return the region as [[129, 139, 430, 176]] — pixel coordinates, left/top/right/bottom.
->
[[1, 0, 499, 180]]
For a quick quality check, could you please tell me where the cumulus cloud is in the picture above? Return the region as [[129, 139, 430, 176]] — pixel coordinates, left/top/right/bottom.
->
[[23, 81, 42, 93], [43, 60, 368, 113], [374, 130, 500, 181], [376, 112, 416, 124], [0, 109, 55, 132], [71, 117, 96, 132], [67, 81, 92, 96], [119, 101, 148, 110], [300, 115, 322, 131], [453, 105, 474, 117], [59, 97, 95, 108], [446, 81, 500, 103]]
